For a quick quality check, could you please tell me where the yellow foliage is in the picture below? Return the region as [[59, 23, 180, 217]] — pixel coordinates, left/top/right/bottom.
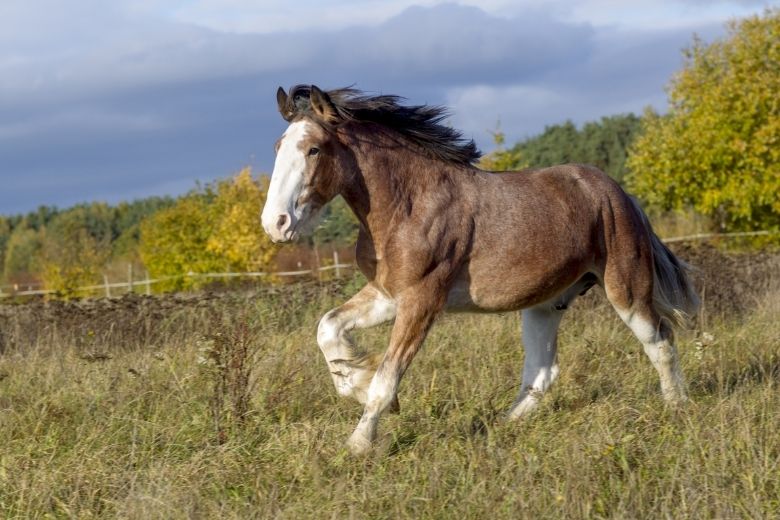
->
[[627, 10, 780, 233], [206, 169, 276, 271], [41, 260, 99, 299], [478, 129, 529, 171], [40, 212, 108, 298], [140, 168, 277, 291], [139, 195, 223, 291]]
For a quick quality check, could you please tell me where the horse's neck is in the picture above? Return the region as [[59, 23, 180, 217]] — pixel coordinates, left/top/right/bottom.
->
[[339, 136, 449, 242], [339, 150, 394, 242]]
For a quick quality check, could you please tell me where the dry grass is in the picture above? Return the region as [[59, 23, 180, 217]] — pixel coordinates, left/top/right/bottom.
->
[[648, 209, 714, 240], [0, 248, 778, 519]]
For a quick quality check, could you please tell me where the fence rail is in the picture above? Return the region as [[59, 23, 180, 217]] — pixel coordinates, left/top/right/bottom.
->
[[1, 230, 776, 299], [0, 263, 357, 298], [662, 230, 775, 243]]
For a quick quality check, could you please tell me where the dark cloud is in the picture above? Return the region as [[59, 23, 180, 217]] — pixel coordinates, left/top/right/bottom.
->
[[319, 4, 595, 86], [0, 2, 747, 214]]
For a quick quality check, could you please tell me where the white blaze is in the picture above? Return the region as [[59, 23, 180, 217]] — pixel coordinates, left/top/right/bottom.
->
[[262, 120, 309, 242]]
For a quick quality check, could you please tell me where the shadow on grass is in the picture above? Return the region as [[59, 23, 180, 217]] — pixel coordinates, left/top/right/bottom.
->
[[387, 430, 420, 456]]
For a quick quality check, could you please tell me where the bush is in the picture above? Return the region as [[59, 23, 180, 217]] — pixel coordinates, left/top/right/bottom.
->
[[627, 10, 780, 232]]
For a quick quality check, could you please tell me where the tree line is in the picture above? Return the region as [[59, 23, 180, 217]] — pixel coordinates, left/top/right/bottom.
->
[[2, 9, 777, 297], [0, 169, 359, 296], [0, 198, 174, 293], [480, 114, 642, 184]]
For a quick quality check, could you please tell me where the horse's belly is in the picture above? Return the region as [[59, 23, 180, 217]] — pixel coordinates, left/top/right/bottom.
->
[[444, 276, 536, 312], [445, 263, 587, 313]]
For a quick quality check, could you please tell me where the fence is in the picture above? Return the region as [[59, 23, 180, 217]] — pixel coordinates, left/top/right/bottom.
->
[[661, 230, 774, 243], [0, 251, 355, 299], [0, 231, 776, 299]]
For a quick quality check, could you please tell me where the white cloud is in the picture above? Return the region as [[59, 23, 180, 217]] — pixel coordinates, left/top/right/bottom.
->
[[169, 0, 519, 33], [502, 0, 774, 30], [166, 0, 775, 33]]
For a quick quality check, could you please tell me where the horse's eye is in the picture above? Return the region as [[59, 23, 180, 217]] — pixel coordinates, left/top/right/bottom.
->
[[308, 147, 320, 156]]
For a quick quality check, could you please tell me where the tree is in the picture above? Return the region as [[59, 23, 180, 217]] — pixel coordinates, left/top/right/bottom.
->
[[626, 10, 780, 232], [578, 115, 642, 183], [39, 208, 109, 297], [140, 168, 278, 291], [2, 225, 42, 284], [111, 197, 175, 260], [312, 196, 359, 247], [15, 206, 60, 232], [0, 217, 10, 276], [139, 192, 226, 291], [478, 124, 528, 171], [206, 168, 276, 271], [480, 115, 642, 182]]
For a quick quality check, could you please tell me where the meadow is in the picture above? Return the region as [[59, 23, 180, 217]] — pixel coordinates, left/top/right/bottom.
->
[[0, 243, 778, 519]]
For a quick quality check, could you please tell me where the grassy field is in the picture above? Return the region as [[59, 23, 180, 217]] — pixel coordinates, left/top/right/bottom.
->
[[0, 244, 778, 519]]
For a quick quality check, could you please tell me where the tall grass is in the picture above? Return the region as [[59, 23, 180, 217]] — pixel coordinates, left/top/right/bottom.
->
[[0, 249, 778, 518]]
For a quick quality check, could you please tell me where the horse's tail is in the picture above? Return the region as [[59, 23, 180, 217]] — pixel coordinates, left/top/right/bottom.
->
[[628, 198, 700, 328]]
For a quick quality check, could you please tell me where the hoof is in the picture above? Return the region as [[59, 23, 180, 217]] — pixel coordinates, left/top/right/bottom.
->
[[347, 432, 373, 456], [507, 394, 539, 421], [664, 393, 689, 408]]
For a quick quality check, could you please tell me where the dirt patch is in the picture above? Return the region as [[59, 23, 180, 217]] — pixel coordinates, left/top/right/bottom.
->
[[670, 243, 780, 318], [1, 245, 777, 355], [0, 280, 348, 356]]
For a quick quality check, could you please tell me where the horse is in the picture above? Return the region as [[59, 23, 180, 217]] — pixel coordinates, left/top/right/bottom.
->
[[261, 85, 699, 455]]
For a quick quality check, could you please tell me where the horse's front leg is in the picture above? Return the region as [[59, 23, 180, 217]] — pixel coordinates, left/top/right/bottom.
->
[[347, 288, 443, 455], [317, 283, 397, 405]]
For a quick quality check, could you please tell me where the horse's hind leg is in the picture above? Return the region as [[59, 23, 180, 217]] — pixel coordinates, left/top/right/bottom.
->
[[508, 304, 565, 420], [317, 283, 397, 406], [605, 265, 687, 404], [618, 306, 686, 403]]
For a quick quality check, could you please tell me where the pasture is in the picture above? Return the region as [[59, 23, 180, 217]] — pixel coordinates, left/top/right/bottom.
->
[[0, 244, 778, 519]]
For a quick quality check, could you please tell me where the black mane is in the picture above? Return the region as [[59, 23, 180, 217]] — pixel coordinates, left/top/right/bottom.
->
[[286, 85, 482, 166]]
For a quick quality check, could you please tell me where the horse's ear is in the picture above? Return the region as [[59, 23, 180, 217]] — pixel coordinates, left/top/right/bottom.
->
[[277, 87, 294, 121], [310, 85, 339, 123]]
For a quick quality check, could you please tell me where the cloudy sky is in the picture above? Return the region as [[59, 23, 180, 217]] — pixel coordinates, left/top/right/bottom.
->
[[0, 0, 774, 215]]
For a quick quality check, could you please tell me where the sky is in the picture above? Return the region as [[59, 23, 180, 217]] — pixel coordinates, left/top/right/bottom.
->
[[0, 0, 775, 215]]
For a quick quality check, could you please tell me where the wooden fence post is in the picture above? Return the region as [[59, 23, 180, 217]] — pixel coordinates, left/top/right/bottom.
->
[[103, 274, 111, 298], [334, 250, 340, 278], [128, 263, 134, 294], [313, 245, 321, 280]]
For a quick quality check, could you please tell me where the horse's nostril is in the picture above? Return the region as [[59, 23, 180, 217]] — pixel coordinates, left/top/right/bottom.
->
[[276, 214, 288, 230]]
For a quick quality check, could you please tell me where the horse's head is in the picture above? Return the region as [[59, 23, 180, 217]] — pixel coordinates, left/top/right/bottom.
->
[[261, 85, 346, 243]]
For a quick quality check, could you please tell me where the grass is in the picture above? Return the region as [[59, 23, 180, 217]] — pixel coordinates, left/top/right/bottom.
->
[[0, 250, 779, 519]]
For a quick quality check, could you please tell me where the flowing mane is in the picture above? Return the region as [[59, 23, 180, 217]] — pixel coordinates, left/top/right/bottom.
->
[[284, 85, 482, 166]]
